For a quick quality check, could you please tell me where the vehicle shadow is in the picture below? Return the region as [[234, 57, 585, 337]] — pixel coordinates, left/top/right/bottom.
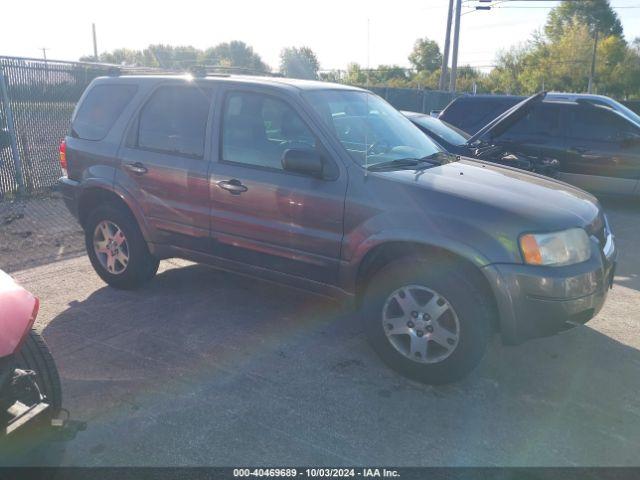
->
[[39, 262, 640, 466]]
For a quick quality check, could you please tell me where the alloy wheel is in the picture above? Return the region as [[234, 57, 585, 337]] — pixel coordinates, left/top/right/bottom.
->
[[93, 220, 130, 275], [382, 285, 460, 364]]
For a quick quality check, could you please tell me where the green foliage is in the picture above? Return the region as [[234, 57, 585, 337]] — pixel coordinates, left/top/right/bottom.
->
[[280, 47, 320, 79], [200, 41, 270, 72], [81, 41, 269, 73], [483, 19, 640, 98], [545, 0, 623, 40], [408, 38, 443, 73]]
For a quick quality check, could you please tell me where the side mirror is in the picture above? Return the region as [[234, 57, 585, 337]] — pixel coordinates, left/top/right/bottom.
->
[[282, 148, 324, 178], [0, 129, 11, 150]]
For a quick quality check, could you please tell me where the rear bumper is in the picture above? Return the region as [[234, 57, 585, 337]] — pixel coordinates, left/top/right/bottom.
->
[[483, 234, 616, 345], [58, 176, 80, 221]]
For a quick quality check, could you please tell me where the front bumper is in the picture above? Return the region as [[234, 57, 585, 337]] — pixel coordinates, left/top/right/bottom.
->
[[483, 232, 616, 345]]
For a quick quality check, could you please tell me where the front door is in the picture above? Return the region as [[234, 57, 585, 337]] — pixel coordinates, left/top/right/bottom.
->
[[207, 87, 347, 285], [117, 83, 214, 250], [559, 104, 640, 195]]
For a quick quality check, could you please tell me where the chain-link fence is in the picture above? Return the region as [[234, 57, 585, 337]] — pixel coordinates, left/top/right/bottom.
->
[[367, 87, 460, 115], [0, 56, 130, 197]]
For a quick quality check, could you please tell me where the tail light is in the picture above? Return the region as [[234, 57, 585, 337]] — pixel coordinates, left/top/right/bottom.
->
[[59, 139, 67, 176]]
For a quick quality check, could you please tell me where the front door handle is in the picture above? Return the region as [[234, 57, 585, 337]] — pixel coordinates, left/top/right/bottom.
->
[[123, 162, 148, 175], [217, 179, 248, 195], [569, 146, 589, 154]]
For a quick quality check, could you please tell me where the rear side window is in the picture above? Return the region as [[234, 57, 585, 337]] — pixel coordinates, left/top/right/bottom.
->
[[72, 84, 137, 140], [137, 86, 212, 158]]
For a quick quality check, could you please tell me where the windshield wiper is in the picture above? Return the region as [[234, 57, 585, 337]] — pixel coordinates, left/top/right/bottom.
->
[[366, 156, 439, 172]]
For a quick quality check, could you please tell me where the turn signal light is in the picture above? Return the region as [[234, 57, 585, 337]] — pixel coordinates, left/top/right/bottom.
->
[[520, 234, 543, 265]]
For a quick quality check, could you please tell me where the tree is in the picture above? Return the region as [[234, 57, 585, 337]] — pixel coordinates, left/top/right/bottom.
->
[[280, 47, 320, 79], [80, 48, 143, 65], [199, 41, 270, 73], [545, 0, 623, 40], [408, 38, 442, 73], [344, 63, 368, 85]]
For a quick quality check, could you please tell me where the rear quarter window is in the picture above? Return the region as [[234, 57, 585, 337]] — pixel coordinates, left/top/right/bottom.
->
[[72, 84, 137, 141]]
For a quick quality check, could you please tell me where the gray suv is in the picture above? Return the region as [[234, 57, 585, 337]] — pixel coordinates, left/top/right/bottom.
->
[[59, 75, 616, 384]]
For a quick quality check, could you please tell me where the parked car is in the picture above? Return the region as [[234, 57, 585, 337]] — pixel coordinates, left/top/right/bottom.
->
[[439, 92, 640, 136], [440, 92, 640, 196], [403, 99, 559, 176], [0, 270, 62, 460], [59, 76, 616, 384]]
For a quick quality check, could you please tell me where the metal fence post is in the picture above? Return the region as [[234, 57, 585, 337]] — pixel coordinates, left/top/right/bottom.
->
[[0, 67, 25, 195]]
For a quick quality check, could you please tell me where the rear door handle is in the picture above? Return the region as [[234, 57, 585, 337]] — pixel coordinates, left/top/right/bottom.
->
[[217, 179, 248, 195], [123, 162, 148, 175]]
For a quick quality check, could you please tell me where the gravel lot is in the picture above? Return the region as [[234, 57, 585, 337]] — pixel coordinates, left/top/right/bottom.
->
[[2, 197, 640, 466]]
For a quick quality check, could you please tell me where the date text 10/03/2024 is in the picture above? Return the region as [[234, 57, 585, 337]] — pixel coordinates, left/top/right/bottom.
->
[[233, 468, 400, 478]]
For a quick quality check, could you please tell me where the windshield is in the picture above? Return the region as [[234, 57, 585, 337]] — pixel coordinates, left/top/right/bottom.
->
[[411, 115, 470, 146], [303, 90, 442, 168]]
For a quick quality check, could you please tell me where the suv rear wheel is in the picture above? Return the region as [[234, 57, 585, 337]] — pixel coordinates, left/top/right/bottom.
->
[[85, 205, 159, 290], [361, 256, 492, 384]]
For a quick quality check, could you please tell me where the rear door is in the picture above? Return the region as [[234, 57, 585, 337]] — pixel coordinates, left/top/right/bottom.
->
[[117, 83, 214, 250], [207, 86, 347, 285], [559, 104, 640, 195]]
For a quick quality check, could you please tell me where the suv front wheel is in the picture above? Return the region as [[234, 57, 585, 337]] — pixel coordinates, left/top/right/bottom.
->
[[362, 256, 493, 384], [85, 205, 159, 290]]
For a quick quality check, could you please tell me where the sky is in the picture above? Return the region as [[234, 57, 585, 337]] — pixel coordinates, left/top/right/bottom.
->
[[1, 0, 640, 72]]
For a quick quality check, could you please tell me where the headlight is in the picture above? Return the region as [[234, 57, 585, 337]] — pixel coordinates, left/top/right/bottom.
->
[[519, 228, 591, 266]]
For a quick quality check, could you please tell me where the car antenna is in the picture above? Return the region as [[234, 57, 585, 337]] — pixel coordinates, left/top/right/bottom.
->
[[364, 93, 369, 177]]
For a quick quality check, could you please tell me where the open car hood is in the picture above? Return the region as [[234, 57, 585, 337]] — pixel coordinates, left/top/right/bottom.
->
[[466, 91, 546, 145]]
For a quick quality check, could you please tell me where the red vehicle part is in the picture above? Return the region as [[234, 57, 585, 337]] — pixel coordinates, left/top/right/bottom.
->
[[0, 270, 39, 358]]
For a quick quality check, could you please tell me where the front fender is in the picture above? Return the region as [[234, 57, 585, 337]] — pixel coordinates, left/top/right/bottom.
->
[[339, 224, 495, 294]]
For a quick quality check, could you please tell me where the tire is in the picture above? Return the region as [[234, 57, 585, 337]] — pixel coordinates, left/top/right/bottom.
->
[[15, 330, 62, 415], [85, 204, 159, 290], [361, 256, 493, 384]]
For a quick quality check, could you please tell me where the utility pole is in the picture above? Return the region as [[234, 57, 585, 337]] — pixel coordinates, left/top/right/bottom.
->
[[588, 29, 598, 94], [449, 0, 462, 93], [439, 0, 455, 91], [41, 47, 49, 83], [92, 23, 98, 62]]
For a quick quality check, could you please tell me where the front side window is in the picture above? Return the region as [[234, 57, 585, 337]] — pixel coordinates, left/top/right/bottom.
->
[[304, 90, 441, 167], [568, 106, 639, 143], [502, 103, 564, 139], [72, 84, 137, 141], [221, 92, 317, 170], [137, 86, 212, 158]]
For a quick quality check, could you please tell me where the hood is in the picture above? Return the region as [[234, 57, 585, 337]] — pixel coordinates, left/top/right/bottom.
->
[[467, 92, 546, 145], [374, 157, 600, 234]]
